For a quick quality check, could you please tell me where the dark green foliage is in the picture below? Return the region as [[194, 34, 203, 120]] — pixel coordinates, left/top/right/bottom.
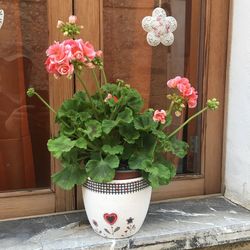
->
[[46, 83, 187, 190]]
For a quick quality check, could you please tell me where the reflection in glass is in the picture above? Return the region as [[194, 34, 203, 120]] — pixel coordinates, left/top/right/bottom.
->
[[103, 0, 204, 174], [0, 0, 50, 191]]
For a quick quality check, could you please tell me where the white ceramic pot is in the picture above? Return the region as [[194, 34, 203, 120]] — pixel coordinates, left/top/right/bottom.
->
[[82, 177, 152, 238]]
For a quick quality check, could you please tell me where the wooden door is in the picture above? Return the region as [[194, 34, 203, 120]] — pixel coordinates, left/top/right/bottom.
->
[[0, 0, 75, 219]]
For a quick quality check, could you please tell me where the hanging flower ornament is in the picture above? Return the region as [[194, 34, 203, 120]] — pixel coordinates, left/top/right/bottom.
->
[[0, 9, 4, 30], [142, 7, 177, 47]]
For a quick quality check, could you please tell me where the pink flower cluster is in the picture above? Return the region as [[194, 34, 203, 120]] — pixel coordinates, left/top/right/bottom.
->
[[153, 110, 166, 124], [167, 76, 198, 108], [45, 39, 102, 78]]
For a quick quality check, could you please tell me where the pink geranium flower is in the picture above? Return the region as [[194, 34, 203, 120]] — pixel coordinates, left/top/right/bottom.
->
[[187, 88, 198, 108], [46, 42, 69, 64], [104, 93, 118, 103], [83, 41, 96, 60], [63, 39, 86, 62], [45, 57, 57, 74], [167, 76, 182, 88], [153, 110, 167, 124], [167, 76, 198, 108], [104, 94, 113, 102], [57, 63, 74, 77], [177, 80, 191, 97]]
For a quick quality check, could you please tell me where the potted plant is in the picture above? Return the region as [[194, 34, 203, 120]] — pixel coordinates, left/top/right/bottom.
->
[[27, 16, 219, 239]]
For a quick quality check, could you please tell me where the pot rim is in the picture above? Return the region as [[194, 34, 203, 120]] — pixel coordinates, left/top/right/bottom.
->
[[87, 176, 144, 184]]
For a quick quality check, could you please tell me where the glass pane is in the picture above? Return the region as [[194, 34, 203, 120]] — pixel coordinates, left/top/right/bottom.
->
[[103, 0, 204, 175], [0, 0, 50, 191]]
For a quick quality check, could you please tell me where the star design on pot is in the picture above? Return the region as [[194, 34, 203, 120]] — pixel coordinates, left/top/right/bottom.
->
[[142, 7, 177, 47], [127, 217, 134, 224]]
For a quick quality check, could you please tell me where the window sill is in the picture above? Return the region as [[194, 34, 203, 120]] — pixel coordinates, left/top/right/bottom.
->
[[1, 196, 250, 250]]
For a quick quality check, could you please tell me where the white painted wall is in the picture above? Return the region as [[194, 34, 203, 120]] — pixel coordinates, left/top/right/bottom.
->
[[224, 0, 250, 209]]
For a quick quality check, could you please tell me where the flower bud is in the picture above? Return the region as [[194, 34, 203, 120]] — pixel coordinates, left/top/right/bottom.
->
[[116, 79, 124, 85], [175, 111, 182, 117], [68, 15, 77, 24], [167, 94, 172, 100], [27, 88, 35, 97], [85, 62, 95, 69], [57, 20, 64, 29], [207, 98, 219, 110], [54, 74, 59, 79], [96, 50, 103, 58]]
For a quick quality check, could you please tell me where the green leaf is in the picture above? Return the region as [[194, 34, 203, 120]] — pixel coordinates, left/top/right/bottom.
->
[[163, 137, 189, 158], [121, 143, 135, 160], [61, 147, 79, 165], [143, 133, 157, 158], [127, 96, 143, 112], [121, 88, 143, 112], [52, 166, 87, 190], [153, 163, 171, 179], [119, 124, 140, 143], [102, 120, 117, 134], [152, 130, 166, 140], [116, 107, 133, 124], [75, 137, 88, 149], [148, 174, 160, 188], [86, 155, 119, 182], [47, 136, 75, 159], [105, 155, 120, 168], [146, 163, 171, 188], [128, 153, 152, 170], [60, 123, 76, 136], [56, 92, 89, 121], [102, 145, 124, 155], [170, 165, 176, 178], [79, 112, 91, 122], [134, 111, 157, 131], [84, 120, 102, 141]]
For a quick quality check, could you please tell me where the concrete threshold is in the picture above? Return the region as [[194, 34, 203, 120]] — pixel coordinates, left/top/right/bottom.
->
[[0, 196, 250, 250]]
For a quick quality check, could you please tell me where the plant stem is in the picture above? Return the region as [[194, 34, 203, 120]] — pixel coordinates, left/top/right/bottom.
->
[[166, 101, 174, 117], [167, 106, 208, 139], [34, 92, 56, 114], [91, 69, 106, 112], [75, 72, 92, 102], [110, 105, 122, 120], [91, 69, 102, 92], [100, 67, 107, 85], [75, 72, 98, 117], [162, 101, 174, 130]]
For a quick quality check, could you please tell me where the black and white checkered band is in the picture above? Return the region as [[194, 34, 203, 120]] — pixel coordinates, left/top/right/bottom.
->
[[83, 178, 149, 194]]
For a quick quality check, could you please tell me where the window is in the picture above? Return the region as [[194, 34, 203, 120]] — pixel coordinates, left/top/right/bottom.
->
[[0, 0, 75, 219], [0, 0, 229, 219]]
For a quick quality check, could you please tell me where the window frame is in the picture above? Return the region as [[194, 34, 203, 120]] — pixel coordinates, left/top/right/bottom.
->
[[74, 0, 230, 204], [0, 0, 230, 219]]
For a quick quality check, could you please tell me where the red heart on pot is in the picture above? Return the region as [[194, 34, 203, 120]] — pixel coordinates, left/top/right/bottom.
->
[[103, 213, 118, 225]]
